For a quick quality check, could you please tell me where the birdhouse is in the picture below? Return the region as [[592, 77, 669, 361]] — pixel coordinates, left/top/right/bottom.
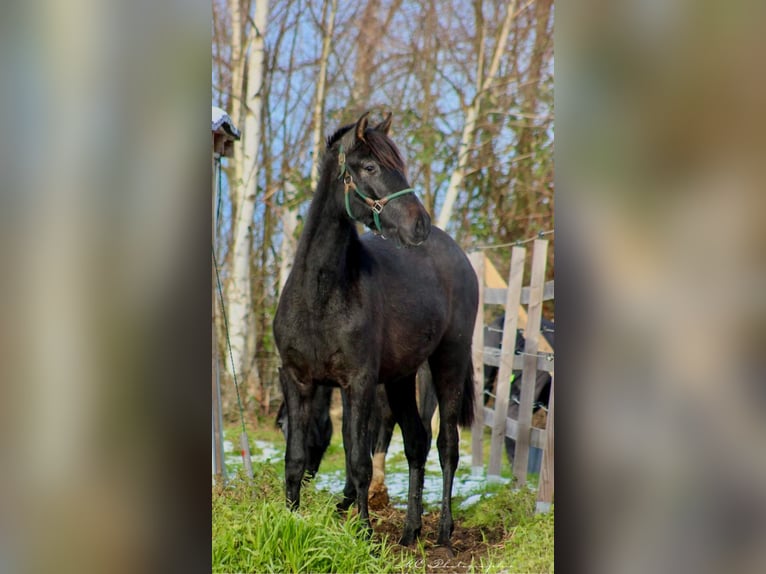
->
[[212, 106, 240, 158]]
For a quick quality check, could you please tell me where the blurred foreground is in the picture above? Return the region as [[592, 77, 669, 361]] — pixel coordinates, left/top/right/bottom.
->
[[0, 1, 764, 573], [560, 1, 766, 573]]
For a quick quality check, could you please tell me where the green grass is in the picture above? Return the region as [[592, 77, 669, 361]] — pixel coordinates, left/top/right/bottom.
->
[[460, 482, 536, 532], [461, 485, 554, 574], [470, 510, 554, 573], [215, 421, 553, 573], [213, 466, 408, 573]]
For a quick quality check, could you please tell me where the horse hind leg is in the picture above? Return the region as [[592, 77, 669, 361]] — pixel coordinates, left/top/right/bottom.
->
[[336, 389, 358, 512], [385, 374, 428, 546], [428, 347, 474, 551]]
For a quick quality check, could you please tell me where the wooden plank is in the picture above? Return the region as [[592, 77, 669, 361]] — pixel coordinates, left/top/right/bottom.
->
[[482, 257, 554, 358], [485, 281, 555, 306], [483, 407, 547, 449], [522, 281, 554, 305], [484, 288, 506, 305], [469, 253, 486, 472], [537, 375, 554, 511], [488, 246, 526, 477], [482, 347, 554, 373], [513, 239, 548, 484]]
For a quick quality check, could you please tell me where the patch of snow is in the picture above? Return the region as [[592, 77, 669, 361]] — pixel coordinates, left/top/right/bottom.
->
[[314, 470, 346, 494], [253, 440, 282, 463], [220, 434, 511, 513], [459, 494, 483, 509]]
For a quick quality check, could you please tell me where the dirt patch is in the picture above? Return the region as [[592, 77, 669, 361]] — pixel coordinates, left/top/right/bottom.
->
[[371, 507, 504, 573], [368, 482, 390, 511]]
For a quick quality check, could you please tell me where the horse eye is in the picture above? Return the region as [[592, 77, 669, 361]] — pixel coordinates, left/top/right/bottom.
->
[[363, 163, 377, 173]]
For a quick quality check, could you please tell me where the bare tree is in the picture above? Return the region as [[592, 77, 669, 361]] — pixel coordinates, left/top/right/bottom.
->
[[436, 0, 518, 230]]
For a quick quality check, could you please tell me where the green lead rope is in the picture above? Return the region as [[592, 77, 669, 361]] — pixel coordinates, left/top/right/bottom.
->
[[338, 144, 415, 233]]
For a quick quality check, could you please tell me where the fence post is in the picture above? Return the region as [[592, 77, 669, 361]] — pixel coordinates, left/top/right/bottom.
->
[[512, 239, 548, 485], [537, 375, 554, 512], [469, 252, 486, 474], [488, 246, 526, 478]]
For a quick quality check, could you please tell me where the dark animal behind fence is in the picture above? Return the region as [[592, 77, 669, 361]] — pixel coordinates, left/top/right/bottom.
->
[[273, 112, 478, 550], [483, 315, 554, 464]]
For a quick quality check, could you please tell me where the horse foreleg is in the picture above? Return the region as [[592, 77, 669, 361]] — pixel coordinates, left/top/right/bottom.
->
[[342, 380, 375, 532], [280, 368, 310, 510]]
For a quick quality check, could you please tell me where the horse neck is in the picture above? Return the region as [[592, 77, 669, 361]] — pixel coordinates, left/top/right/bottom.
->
[[292, 165, 360, 289]]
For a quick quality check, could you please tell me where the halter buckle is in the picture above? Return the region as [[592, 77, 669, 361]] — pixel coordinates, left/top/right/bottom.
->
[[370, 200, 385, 214], [343, 173, 356, 194]]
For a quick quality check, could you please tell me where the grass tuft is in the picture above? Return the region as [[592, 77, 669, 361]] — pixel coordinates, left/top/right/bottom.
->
[[459, 481, 537, 534], [213, 464, 407, 573], [459, 482, 554, 574]]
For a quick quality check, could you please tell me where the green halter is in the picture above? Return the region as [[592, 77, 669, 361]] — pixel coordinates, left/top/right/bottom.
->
[[337, 144, 415, 233]]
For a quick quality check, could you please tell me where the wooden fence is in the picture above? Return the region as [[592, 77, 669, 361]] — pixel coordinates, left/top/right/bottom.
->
[[468, 239, 554, 511]]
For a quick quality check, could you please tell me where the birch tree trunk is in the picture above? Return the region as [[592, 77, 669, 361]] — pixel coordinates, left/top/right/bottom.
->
[[436, 0, 517, 230], [226, 0, 269, 390], [309, 0, 338, 190], [228, 0, 245, 216], [278, 181, 298, 291]]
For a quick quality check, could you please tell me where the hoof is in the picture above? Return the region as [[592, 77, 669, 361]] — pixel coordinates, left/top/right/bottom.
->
[[434, 543, 455, 558], [436, 524, 454, 549], [361, 522, 373, 539], [398, 526, 421, 547], [336, 497, 354, 513]]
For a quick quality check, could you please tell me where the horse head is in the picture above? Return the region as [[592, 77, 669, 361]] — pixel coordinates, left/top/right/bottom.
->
[[331, 112, 431, 246]]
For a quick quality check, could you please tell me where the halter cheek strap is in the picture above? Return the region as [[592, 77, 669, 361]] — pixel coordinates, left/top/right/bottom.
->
[[338, 144, 415, 233]]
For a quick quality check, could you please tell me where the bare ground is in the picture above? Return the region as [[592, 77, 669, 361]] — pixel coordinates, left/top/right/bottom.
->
[[370, 506, 506, 573]]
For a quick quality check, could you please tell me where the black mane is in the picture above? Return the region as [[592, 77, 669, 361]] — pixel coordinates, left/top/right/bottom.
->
[[325, 123, 407, 176], [326, 124, 353, 149]]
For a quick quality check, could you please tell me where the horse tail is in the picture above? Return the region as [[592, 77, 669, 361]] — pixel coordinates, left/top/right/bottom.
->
[[459, 356, 476, 428]]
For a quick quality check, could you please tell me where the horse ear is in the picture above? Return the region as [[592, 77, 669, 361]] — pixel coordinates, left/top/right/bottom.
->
[[374, 112, 392, 135], [355, 111, 370, 141]]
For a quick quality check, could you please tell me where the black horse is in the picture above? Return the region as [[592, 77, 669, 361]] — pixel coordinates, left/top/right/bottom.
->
[[273, 112, 477, 549]]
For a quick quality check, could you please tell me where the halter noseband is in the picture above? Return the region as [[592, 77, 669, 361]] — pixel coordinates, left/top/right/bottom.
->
[[337, 144, 415, 233]]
